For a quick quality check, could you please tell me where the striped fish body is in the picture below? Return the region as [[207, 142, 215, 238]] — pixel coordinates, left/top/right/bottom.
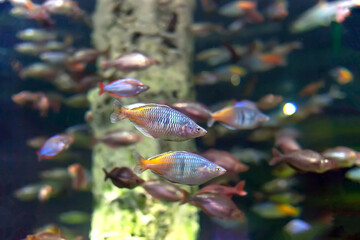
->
[[135, 151, 226, 185], [111, 101, 207, 141], [210, 106, 269, 130], [99, 78, 149, 98]]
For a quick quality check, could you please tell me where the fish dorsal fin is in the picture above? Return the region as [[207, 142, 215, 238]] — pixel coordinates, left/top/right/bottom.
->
[[129, 120, 155, 139], [126, 103, 170, 110], [148, 151, 176, 160], [235, 100, 258, 110]]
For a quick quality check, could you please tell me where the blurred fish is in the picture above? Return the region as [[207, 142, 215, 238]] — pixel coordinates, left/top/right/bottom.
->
[[110, 100, 207, 141], [40, 168, 70, 181], [44, 36, 73, 51], [142, 179, 189, 203], [257, 94, 283, 110], [101, 52, 157, 73], [40, 51, 69, 65], [191, 22, 224, 37], [268, 192, 305, 204], [265, 0, 288, 21], [14, 4, 54, 27], [17, 28, 56, 42], [42, 0, 82, 16], [252, 202, 300, 218], [14, 183, 43, 201], [67, 48, 108, 64], [170, 101, 212, 122], [270, 148, 337, 173], [329, 66, 353, 85], [98, 78, 149, 98], [103, 167, 144, 189], [202, 149, 249, 173], [27, 136, 47, 148], [15, 42, 44, 55], [208, 103, 269, 130], [68, 164, 89, 191], [345, 167, 360, 182], [299, 80, 325, 97], [58, 211, 90, 225], [290, 0, 360, 33], [7, 0, 35, 9], [322, 146, 359, 168], [26, 231, 67, 240], [134, 151, 226, 185], [197, 181, 247, 198], [37, 134, 74, 161], [64, 94, 89, 108], [275, 136, 302, 154], [194, 71, 221, 85], [38, 185, 53, 202], [184, 193, 244, 220], [231, 147, 269, 165], [96, 130, 141, 148], [284, 219, 311, 235], [219, 1, 257, 17], [19, 63, 58, 80], [12, 91, 50, 116], [271, 163, 297, 178], [262, 178, 297, 193]]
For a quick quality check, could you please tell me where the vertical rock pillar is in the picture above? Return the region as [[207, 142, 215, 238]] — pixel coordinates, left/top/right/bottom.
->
[[89, 0, 198, 239]]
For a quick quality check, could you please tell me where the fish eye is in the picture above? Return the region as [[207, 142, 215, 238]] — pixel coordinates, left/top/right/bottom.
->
[[196, 127, 201, 132], [215, 167, 221, 171]]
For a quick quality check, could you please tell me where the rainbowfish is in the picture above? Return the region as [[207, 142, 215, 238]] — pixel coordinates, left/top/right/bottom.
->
[[110, 100, 207, 141], [98, 78, 149, 98], [133, 151, 226, 185], [101, 52, 157, 73], [16, 28, 56, 42], [330, 66, 353, 85], [208, 103, 269, 130], [142, 179, 189, 203], [37, 134, 74, 161], [252, 202, 300, 218]]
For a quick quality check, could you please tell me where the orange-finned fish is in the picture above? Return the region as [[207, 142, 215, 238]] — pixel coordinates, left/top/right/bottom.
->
[[134, 151, 226, 185], [98, 78, 149, 98], [110, 100, 207, 141], [330, 66, 353, 85]]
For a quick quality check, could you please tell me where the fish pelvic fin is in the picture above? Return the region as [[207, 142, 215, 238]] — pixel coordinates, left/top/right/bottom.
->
[[235, 180, 247, 196], [133, 151, 146, 174], [269, 148, 284, 166], [99, 82, 105, 95], [110, 100, 126, 123], [102, 168, 109, 181]]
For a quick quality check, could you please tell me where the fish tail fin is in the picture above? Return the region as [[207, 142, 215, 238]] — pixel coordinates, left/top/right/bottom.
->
[[101, 61, 110, 70], [207, 114, 216, 127], [235, 181, 247, 196], [179, 190, 190, 205], [110, 100, 126, 123], [24, 0, 35, 10], [98, 82, 105, 95], [102, 168, 109, 181], [36, 151, 41, 161], [133, 151, 146, 174], [269, 148, 283, 166]]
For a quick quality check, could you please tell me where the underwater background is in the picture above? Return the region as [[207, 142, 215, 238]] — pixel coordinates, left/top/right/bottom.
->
[[2, 0, 360, 239]]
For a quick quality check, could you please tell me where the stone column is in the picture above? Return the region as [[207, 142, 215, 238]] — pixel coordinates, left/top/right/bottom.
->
[[88, 0, 198, 239]]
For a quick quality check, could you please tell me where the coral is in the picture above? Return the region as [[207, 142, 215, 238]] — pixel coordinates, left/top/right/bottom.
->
[[89, 0, 198, 239]]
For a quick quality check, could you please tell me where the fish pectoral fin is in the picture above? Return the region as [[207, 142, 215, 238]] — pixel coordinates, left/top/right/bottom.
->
[[130, 120, 155, 139], [220, 123, 237, 130]]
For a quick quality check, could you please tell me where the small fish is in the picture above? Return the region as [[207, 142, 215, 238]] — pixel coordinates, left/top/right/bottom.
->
[[271, 163, 297, 178], [68, 164, 89, 191], [26, 231, 67, 240], [170, 101, 212, 122], [101, 52, 157, 72], [67, 48, 108, 64], [265, 0, 288, 21], [275, 136, 302, 154], [208, 104, 269, 130], [191, 23, 224, 37], [19, 63, 58, 80], [27, 136, 47, 148], [58, 211, 90, 225], [299, 80, 325, 97], [64, 94, 89, 108], [12, 91, 50, 116], [284, 219, 311, 235], [184, 193, 244, 220], [257, 94, 283, 110], [262, 178, 297, 193], [270, 148, 337, 173], [330, 66, 353, 85], [98, 78, 149, 98], [268, 192, 305, 205], [14, 183, 43, 201], [134, 151, 226, 185], [345, 167, 360, 182], [197, 181, 247, 198], [38, 185, 53, 202], [40, 51, 69, 65], [8, 0, 36, 9], [103, 167, 144, 189], [16, 28, 56, 42], [252, 202, 300, 218], [40, 168, 70, 181], [202, 149, 249, 173], [322, 146, 359, 168], [37, 134, 74, 161], [142, 179, 189, 203], [96, 130, 142, 148], [110, 100, 207, 141], [15, 42, 44, 55], [219, 1, 257, 17], [42, 0, 82, 16]]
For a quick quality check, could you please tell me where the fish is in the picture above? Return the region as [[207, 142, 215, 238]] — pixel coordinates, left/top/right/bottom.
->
[[252, 202, 300, 218], [284, 219, 311, 235], [68, 164, 89, 191], [208, 104, 269, 130], [7, 0, 36, 9], [95, 130, 142, 148], [103, 167, 145, 189], [64, 94, 89, 108], [15, 42, 44, 55], [262, 178, 297, 193], [290, 0, 360, 33], [19, 63, 58, 80], [40, 51, 69, 65], [38, 185, 53, 202], [330, 66, 353, 85], [26, 231, 67, 240], [58, 211, 90, 225], [37, 134, 74, 161], [98, 78, 149, 98], [67, 48, 108, 64], [133, 151, 226, 185], [299, 80, 325, 97], [268, 192, 305, 205], [184, 193, 244, 220], [257, 94, 283, 110], [201, 149, 249, 173], [322, 146, 359, 168], [110, 100, 207, 141], [170, 101, 212, 122], [219, 1, 257, 17], [142, 179, 189, 203], [196, 181, 247, 198], [345, 167, 360, 182], [14, 183, 44, 201], [265, 0, 288, 21], [275, 136, 302, 154], [12, 91, 50, 116], [27, 136, 48, 148], [101, 52, 157, 72], [191, 22, 224, 37], [16, 28, 56, 42], [42, 0, 83, 16], [40, 168, 70, 181], [270, 148, 337, 173]]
